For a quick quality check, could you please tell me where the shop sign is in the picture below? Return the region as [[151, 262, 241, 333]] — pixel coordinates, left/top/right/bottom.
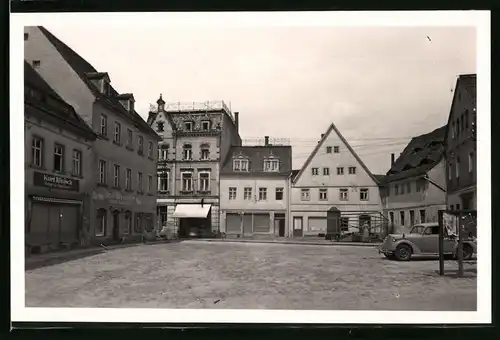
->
[[33, 171, 79, 191]]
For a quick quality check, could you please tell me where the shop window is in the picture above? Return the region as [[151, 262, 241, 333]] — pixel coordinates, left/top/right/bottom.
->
[[96, 209, 107, 236]]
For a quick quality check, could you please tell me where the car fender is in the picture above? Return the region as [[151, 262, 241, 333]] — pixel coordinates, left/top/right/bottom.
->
[[453, 240, 477, 253], [393, 239, 421, 254]]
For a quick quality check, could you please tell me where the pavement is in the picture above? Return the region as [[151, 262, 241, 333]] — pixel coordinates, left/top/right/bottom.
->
[[192, 238, 381, 247], [25, 241, 477, 310]]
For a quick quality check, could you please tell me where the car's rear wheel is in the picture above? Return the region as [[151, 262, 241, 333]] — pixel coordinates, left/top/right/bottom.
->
[[395, 244, 412, 261], [457, 244, 474, 260]]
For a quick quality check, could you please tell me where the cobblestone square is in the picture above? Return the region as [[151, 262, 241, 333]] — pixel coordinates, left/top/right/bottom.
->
[[25, 242, 476, 310]]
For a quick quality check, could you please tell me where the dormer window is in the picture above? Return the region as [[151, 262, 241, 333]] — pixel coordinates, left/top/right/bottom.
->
[[201, 120, 211, 131], [184, 121, 193, 131], [157, 121, 164, 132], [264, 158, 280, 172], [183, 144, 192, 160], [233, 158, 249, 172], [129, 101, 135, 112], [103, 81, 111, 96]]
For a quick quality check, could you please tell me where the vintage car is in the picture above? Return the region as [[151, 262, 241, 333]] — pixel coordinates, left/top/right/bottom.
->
[[378, 222, 477, 261]]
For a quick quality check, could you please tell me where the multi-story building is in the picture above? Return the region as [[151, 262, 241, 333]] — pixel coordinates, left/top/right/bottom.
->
[[378, 126, 448, 232], [290, 123, 384, 237], [24, 26, 161, 245], [24, 61, 97, 254], [444, 74, 477, 211], [219, 138, 292, 237], [147, 98, 241, 237]]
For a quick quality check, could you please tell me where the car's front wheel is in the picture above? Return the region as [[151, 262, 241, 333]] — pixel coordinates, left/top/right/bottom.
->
[[395, 244, 412, 261]]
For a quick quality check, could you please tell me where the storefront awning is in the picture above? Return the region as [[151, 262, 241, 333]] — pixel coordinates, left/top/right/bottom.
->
[[172, 204, 211, 218]]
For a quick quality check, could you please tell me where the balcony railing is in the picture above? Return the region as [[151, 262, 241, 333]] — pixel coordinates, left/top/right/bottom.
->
[[163, 100, 234, 122]]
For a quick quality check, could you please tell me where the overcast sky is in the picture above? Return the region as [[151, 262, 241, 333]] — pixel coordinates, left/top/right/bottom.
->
[[42, 25, 476, 175]]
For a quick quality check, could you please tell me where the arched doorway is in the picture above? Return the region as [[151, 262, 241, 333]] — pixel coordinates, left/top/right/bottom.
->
[[112, 210, 120, 241]]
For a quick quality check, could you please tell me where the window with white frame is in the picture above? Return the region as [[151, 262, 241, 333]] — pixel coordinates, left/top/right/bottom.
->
[[468, 152, 474, 173], [229, 187, 237, 200], [148, 141, 154, 158], [114, 121, 121, 144], [264, 158, 280, 172], [127, 128, 133, 148], [125, 168, 132, 190], [31, 137, 43, 168], [53, 144, 64, 172], [319, 189, 328, 201], [323, 167, 330, 176], [72, 149, 82, 176], [198, 171, 210, 191], [113, 164, 120, 188], [158, 171, 169, 192], [137, 172, 143, 193], [275, 187, 284, 200], [258, 188, 267, 201], [200, 144, 210, 160], [184, 121, 193, 131], [100, 114, 108, 137], [98, 160, 107, 184], [181, 172, 193, 191], [233, 158, 249, 172], [311, 167, 319, 176], [348, 166, 357, 175], [339, 188, 349, 201], [95, 208, 106, 236], [337, 167, 344, 175], [360, 188, 369, 201], [183, 144, 192, 160], [456, 157, 460, 178], [301, 189, 310, 201], [244, 187, 252, 200], [201, 120, 210, 130], [158, 145, 169, 160], [138, 135, 144, 155], [148, 175, 153, 194]]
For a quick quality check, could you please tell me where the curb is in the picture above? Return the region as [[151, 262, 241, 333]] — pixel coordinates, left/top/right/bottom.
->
[[189, 239, 381, 247]]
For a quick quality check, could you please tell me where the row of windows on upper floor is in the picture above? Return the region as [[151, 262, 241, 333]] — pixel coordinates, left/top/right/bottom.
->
[[447, 151, 475, 181], [311, 166, 357, 176], [232, 158, 281, 172], [100, 113, 156, 159], [157, 169, 212, 193], [30, 136, 83, 178], [387, 178, 429, 197], [300, 187, 370, 202], [97, 159, 155, 196], [157, 144, 213, 161], [450, 108, 476, 141], [156, 120, 215, 133], [388, 209, 428, 227], [228, 187, 284, 201]]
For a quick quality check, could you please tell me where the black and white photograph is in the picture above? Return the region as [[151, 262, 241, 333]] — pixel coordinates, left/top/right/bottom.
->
[[10, 11, 490, 324]]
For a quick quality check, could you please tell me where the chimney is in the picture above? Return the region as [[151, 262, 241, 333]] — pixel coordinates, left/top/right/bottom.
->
[[391, 153, 395, 165], [234, 112, 239, 132], [264, 136, 269, 146]]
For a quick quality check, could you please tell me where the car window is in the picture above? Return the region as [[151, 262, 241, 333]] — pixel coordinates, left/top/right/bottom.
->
[[410, 225, 424, 234], [424, 226, 439, 235]]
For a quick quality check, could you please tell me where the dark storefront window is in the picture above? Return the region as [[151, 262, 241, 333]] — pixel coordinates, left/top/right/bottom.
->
[[96, 208, 107, 236]]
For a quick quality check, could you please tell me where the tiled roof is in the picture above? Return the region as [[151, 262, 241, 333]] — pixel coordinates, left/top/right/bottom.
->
[[38, 26, 160, 140], [384, 126, 446, 183], [25, 61, 96, 139], [221, 145, 292, 176], [373, 174, 386, 183], [291, 169, 300, 181]]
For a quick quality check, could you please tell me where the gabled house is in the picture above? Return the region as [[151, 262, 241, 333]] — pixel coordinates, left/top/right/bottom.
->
[[379, 126, 447, 230], [147, 98, 241, 237], [444, 74, 477, 211], [219, 138, 292, 238], [24, 26, 161, 245], [24, 61, 97, 254], [290, 123, 383, 237]]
